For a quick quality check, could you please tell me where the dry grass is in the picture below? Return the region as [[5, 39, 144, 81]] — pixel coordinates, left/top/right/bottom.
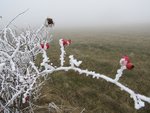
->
[[35, 27, 150, 113]]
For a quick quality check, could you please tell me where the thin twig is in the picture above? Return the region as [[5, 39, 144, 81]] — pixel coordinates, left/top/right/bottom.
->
[[5, 9, 29, 28], [80, 108, 85, 113]]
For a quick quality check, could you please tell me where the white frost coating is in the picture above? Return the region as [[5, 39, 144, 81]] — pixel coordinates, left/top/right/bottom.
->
[[59, 39, 66, 66], [0, 20, 53, 112], [10, 60, 15, 71], [30, 61, 39, 74], [114, 58, 127, 82], [0, 38, 14, 51], [115, 82, 148, 109], [8, 38, 21, 71], [40, 49, 54, 71], [42, 63, 55, 71], [10, 37, 20, 59], [3, 28, 8, 42], [69, 55, 82, 67], [36, 24, 44, 35], [0, 19, 150, 112], [8, 28, 16, 40], [114, 65, 126, 82], [4, 90, 23, 107], [0, 63, 5, 72], [41, 49, 49, 65], [120, 58, 128, 66]]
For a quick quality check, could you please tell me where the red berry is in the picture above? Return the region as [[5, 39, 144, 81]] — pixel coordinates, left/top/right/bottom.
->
[[40, 44, 44, 48], [46, 43, 50, 49], [126, 63, 134, 70], [123, 56, 130, 64], [62, 39, 67, 46], [62, 39, 71, 46], [25, 96, 29, 101], [68, 40, 71, 45]]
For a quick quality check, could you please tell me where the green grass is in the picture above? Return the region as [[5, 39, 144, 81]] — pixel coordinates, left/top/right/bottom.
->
[[35, 28, 150, 113]]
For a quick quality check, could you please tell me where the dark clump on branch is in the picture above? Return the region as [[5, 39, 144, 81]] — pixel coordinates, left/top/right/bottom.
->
[[45, 18, 54, 27]]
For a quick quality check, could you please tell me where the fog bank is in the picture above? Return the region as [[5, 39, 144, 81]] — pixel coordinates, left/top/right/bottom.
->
[[0, 0, 150, 29]]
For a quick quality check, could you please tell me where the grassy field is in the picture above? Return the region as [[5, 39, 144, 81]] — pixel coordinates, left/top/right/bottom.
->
[[35, 27, 150, 113]]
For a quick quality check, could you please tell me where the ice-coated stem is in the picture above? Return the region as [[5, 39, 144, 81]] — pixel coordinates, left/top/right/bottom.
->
[[114, 65, 126, 82], [59, 39, 66, 66], [69, 55, 82, 67]]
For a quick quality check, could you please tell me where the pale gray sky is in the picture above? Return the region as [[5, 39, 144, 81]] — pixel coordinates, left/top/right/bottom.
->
[[0, 0, 150, 28]]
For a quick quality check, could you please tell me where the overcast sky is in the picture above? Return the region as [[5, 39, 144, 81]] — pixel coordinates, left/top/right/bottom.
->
[[0, 0, 150, 28]]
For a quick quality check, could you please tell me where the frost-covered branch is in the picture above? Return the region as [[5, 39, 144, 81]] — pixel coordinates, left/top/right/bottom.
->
[[0, 18, 53, 112], [54, 66, 149, 109], [59, 39, 66, 66], [59, 39, 71, 66], [0, 17, 149, 113]]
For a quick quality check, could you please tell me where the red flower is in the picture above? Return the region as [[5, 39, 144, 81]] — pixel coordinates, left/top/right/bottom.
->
[[62, 39, 71, 46]]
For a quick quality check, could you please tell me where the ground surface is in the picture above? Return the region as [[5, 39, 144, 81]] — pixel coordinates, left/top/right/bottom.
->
[[34, 27, 150, 113]]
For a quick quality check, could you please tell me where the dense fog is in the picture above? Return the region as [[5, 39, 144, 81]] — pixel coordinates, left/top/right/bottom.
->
[[0, 0, 150, 29]]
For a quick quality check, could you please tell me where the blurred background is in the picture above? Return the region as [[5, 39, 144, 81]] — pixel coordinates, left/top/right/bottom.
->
[[0, 0, 150, 29]]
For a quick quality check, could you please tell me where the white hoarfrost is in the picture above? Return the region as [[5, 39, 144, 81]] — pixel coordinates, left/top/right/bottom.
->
[[69, 55, 82, 67], [0, 63, 5, 72], [0, 19, 150, 113], [59, 39, 66, 66]]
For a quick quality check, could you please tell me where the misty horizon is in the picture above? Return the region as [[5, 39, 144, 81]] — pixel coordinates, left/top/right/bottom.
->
[[0, 0, 150, 29]]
